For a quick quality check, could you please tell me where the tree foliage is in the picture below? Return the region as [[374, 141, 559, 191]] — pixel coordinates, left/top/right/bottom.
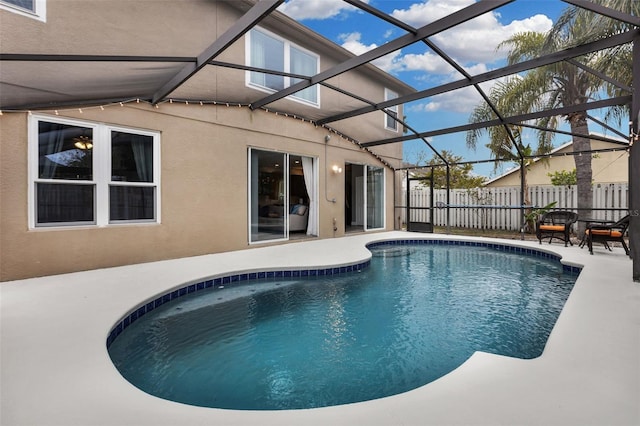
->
[[549, 0, 638, 125], [548, 169, 577, 186], [414, 150, 486, 189], [467, 77, 554, 170]]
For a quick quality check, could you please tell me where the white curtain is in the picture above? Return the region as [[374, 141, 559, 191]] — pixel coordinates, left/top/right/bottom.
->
[[131, 134, 153, 182], [301, 156, 317, 236]]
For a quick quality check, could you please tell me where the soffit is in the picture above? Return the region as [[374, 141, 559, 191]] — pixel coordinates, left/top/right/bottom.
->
[[0, 60, 187, 108]]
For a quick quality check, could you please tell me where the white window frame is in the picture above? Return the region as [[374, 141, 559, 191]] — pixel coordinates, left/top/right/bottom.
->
[[0, 0, 46, 22], [246, 27, 320, 108], [28, 114, 161, 229], [384, 88, 399, 132]]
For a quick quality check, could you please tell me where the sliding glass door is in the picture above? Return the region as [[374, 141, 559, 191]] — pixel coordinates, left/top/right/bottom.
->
[[345, 164, 385, 232], [249, 148, 316, 243], [249, 149, 286, 242], [366, 166, 384, 230]]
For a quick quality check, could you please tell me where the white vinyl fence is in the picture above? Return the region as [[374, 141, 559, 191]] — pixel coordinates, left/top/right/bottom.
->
[[401, 183, 629, 231]]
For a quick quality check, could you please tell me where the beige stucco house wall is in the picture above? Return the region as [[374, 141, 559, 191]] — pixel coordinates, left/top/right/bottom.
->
[[0, 0, 412, 281], [484, 138, 629, 187]]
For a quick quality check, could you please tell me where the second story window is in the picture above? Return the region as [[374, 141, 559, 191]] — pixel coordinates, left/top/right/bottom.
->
[[5, 0, 33, 9], [384, 89, 399, 131], [247, 27, 319, 107], [1, 0, 45, 21]]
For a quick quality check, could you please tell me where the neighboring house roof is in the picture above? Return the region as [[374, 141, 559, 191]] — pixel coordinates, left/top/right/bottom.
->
[[484, 134, 629, 186], [483, 141, 573, 186]]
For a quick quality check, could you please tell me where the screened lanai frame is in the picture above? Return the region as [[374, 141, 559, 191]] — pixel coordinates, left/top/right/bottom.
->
[[1, 0, 638, 280]]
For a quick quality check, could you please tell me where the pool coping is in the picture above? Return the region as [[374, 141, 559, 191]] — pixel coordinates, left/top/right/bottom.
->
[[1, 231, 639, 425]]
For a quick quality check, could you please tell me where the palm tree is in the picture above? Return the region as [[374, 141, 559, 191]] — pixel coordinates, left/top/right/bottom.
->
[[549, 0, 638, 126], [467, 76, 553, 231], [539, 0, 636, 233], [545, 1, 637, 282], [467, 19, 609, 236]]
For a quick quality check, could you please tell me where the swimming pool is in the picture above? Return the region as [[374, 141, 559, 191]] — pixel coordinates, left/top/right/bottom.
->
[[107, 240, 578, 410]]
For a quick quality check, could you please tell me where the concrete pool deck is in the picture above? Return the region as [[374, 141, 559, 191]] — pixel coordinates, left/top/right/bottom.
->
[[1, 231, 638, 426]]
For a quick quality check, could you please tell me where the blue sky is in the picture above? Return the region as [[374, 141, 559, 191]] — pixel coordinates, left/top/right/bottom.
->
[[276, 0, 622, 178]]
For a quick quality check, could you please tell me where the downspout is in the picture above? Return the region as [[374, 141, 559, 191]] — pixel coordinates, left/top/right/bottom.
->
[[324, 134, 337, 204], [520, 157, 526, 241], [446, 165, 451, 234], [406, 169, 410, 231], [430, 167, 435, 231], [630, 34, 639, 282]]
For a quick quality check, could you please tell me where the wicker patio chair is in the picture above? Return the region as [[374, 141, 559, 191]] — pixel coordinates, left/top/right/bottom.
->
[[585, 215, 630, 255], [536, 211, 579, 247]]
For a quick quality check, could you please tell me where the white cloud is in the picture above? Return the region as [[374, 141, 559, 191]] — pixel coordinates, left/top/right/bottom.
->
[[502, 14, 555, 35], [338, 32, 402, 72], [278, 0, 367, 20], [385, 50, 490, 87], [374, 52, 404, 73], [391, 0, 473, 26], [408, 101, 442, 113], [434, 14, 552, 63], [401, 51, 451, 74], [280, 0, 552, 69], [339, 32, 376, 55], [339, 32, 490, 81], [281, 0, 555, 115], [407, 85, 489, 114], [462, 62, 489, 76], [390, 0, 553, 64]]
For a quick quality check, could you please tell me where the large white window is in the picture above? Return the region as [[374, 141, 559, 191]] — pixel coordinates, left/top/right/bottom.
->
[[247, 27, 319, 106], [384, 88, 398, 131], [29, 115, 160, 228], [0, 0, 46, 21]]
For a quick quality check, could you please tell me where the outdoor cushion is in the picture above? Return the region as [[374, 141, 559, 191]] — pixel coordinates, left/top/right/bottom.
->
[[539, 225, 565, 231], [586, 229, 623, 238]]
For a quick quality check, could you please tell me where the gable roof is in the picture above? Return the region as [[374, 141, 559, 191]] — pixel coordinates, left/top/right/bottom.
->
[[483, 134, 629, 186]]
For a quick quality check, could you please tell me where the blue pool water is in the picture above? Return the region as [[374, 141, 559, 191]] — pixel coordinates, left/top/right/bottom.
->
[[108, 244, 577, 410]]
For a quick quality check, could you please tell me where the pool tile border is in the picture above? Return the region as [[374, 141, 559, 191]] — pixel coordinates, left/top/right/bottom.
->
[[368, 239, 581, 272], [369, 239, 581, 275], [106, 239, 581, 349], [106, 260, 371, 348]]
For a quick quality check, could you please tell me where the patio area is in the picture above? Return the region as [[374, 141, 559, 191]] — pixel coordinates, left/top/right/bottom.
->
[[1, 231, 638, 426]]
